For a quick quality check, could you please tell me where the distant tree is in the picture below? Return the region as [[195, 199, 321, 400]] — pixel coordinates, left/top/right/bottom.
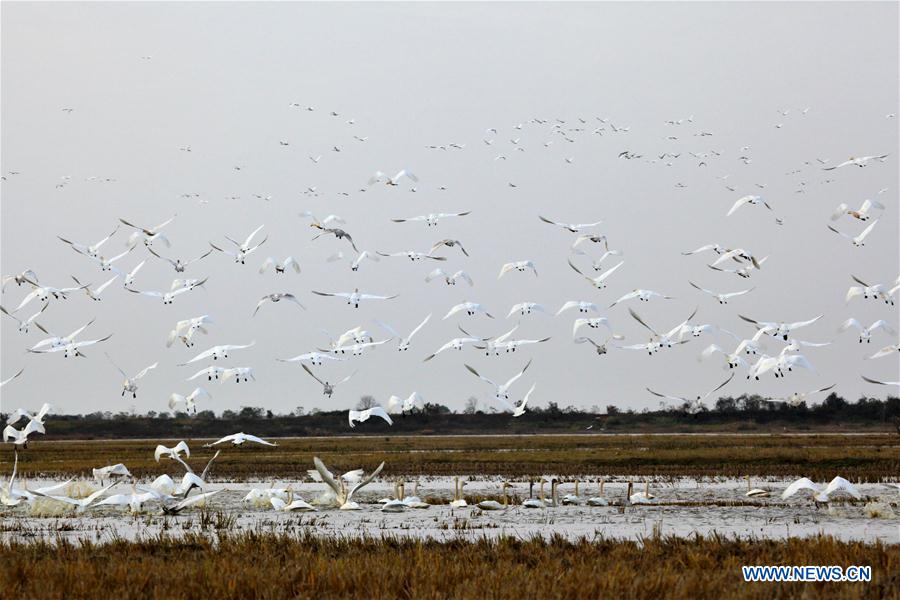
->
[[266, 410, 274, 419], [715, 397, 737, 412], [196, 410, 215, 419], [239, 406, 264, 418], [463, 397, 479, 414], [146, 411, 157, 419], [157, 412, 171, 420], [605, 405, 619, 416], [356, 395, 377, 410], [294, 406, 306, 416], [221, 410, 237, 419], [310, 408, 321, 415]]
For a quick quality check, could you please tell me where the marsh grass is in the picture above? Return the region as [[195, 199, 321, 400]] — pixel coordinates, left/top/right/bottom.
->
[[7, 434, 899, 481], [0, 532, 896, 599]]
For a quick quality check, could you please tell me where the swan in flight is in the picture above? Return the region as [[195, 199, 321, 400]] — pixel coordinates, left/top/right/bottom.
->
[[831, 199, 885, 222], [392, 211, 471, 227], [764, 384, 836, 407], [155, 441, 190, 462], [507, 302, 548, 317], [682, 243, 729, 257], [727, 195, 774, 217], [313, 456, 385, 510], [689, 282, 754, 304], [822, 154, 889, 169], [423, 330, 490, 361], [128, 277, 207, 304], [348, 406, 394, 428], [119, 259, 146, 288], [574, 334, 624, 355], [480, 334, 551, 355], [168, 387, 210, 413], [538, 215, 603, 233], [3, 420, 43, 448], [430, 239, 469, 257], [253, 293, 305, 316], [378, 250, 447, 262], [326, 250, 380, 271], [838, 318, 895, 343], [0, 368, 24, 388], [209, 237, 267, 264], [444, 301, 494, 319], [374, 314, 431, 351], [2, 269, 39, 291], [277, 352, 345, 366], [32, 483, 117, 513], [302, 364, 355, 397], [70, 274, 118, 301], [866, 344, 900, 360], [609, 289, 674, 308], [629, 307, 697, 349], [148, 247, 213, 272], [317, 338, 391, 356], [708, 256, 769, 278], [499, 260, 538, 278], [738, 314, 822, 341], [709, 248, 763, 270], [861, 375, 900, 387], [492, 382, 535, 417], [187, 366, 226, 382], [368, 169, 418, 186], [205, 432, 276, 447], [13, 279, 86, 311], [167, 315, 213, 348], [179, 342, 255, 365], [647, 373, 734, 413], [567, 258, 623, 289], [28, 333, 113, 358], [312, 288, 398, 309], [0, 302, 47, 333], [699, 343, 750, 371], [310, 225, 358, 252], [572, 233, 609, 250], [299, 211, 345, 228], [387, 392, 424, 413], [827, 220, 878, 247], [119, 215, 175, 248], [222, 367, 255, 383], [57, 225, 118, 258], [29, 318, 95, 352], [162, 489, 224, 514], [557, 300, 600, 315], [464, 359, 532, 400], [570, 248, 623, 271], [106, 354, 158, 398], [258, 256, 301, 275], [425, 268, 473, 286], [572, 317, 613, 337], [846, 275, 898, 305], [748, 353, 815, 380]]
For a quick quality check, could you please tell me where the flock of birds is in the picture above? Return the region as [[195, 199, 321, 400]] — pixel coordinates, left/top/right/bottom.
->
[[1, 100, 898, 451], [2, 435, 889, 516]]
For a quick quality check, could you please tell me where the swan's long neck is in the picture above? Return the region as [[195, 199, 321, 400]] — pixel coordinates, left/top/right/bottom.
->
[[600, 479, 605, 496], [747, 475, 751, 491], [540, 481, 545, 502], [626, 481, 633, 505], [644, 481, 650, 496], [453, 476, 458, 501], [574, 480, 579, 497]]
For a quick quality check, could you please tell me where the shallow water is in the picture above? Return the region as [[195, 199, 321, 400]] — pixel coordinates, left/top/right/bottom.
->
[[2, 477, 897, 544]]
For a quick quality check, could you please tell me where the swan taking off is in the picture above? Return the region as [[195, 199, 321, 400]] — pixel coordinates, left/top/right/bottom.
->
[[204, 432, 277, 447], [313, 456, 384, 510], [348, 406, 393, 428]]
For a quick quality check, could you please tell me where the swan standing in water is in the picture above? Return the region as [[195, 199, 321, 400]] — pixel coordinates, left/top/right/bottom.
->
[[629, 481, 656, 504], [586, 479, 609, 506], [561, 480, 583, 505], [522, 479, 547, 508], [450, 477, 468, 508], [745, 476, 771, 498]]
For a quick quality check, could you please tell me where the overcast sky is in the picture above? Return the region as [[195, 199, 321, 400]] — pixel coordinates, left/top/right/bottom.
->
[[1, 2, 897, 417]]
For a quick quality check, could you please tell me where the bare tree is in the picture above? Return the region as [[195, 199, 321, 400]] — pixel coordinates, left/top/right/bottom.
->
[[463, 396, 478, 414], [356, 395, 377, 410]]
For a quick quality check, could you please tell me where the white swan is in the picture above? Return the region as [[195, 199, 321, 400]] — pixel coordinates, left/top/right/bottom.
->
[[128, 277, 207, 305], [831, 199, 885, 222], [764, 384, 836, 407], [538, 215, 603, 233], [205, 432, 276, 447], [374, 314, 431, 351], [827, 220, 878, 247], [154, 441, 190, 463], [179, 342, 255, 365], [259, 255, 301, 274], [689, 282, 754, 304], [464, 360, 531, 401], [450, 477, 468, 508], [425, 268, 473, 286], [507, 302, 548, 317], [253, 293, 305, 316], [846, 275, 898, 305], [609, 289, 674, 308], [822, 154, 889, 169], [106, 354, 157, 398], [738, 314, 822, 341], [838, 318, 895, 343], [348, 406, 394, 428], [745, 476, 771, 498], [498, 260, 538, 278], [148, 247, 213, 272], [567, 258, 624, 289], [557, 301, 600, 315], [391, 211, 470, 227], [727, 194, 774, 217], [477, 482, 510, 510], [647, 373, 734, 413], [312, 288, 398, 309], [301, 364, 355, 397], [0, 302, 47, 333], [313, 456, 384, 510]]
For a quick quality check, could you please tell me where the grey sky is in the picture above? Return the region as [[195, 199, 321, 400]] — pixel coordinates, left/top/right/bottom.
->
[[1, 2, 898, 417]]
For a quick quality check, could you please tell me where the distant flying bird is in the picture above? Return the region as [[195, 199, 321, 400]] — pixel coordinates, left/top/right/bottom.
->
[[148, 247, 213, 272], [106, 354, 158, 398], [727, 195, 773, 217], [312, 288, 398, 309], [368, 169, 418, 186], [301, 364, 355, 398], [128, 278, 207, 305], [499, 261, 538, 278], [179, 342, 255, 365], [118, 215, 175, 248], [391, 211, 471, 227], [464, 359, 532, 400], [277, 352, 346, 366], [205, 433, 277, 447], [57, 225, 119, 258], [823, 155, 889, 170], [689, 282, 754, 304], [538, 216, 603, 233], [648, 373, 735, 413], [738, 314, 822, 341], [167, 388, 210, 414], [567, 259, 624, 289], [426, 269, 473, 286], [430, 239, 469, 257], [444, 301, 494, 319], [253, 293, 305, 316], [609, 289, 674, 308], [838, 318, 895, 343], [374, 315, 432, 352]]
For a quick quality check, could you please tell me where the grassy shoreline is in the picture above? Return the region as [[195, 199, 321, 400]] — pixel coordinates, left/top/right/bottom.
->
[[1, 533, 896, 599]]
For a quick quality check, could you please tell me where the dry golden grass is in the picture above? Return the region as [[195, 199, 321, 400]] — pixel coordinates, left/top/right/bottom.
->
[[10, 433, 899, 481], [0, 533, 896, 599]]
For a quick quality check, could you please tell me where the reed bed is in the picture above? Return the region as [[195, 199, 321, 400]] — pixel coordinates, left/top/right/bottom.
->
[[1, 532, 896, 599], [7, 434, 898, 482]]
